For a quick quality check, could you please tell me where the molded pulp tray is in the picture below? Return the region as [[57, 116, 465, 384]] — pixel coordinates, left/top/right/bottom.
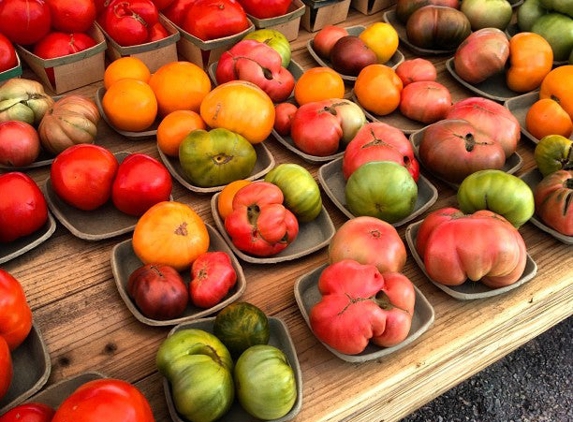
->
[[294, 263, 435, 363], [317, 156, 438, 226], [519, 168, 573, 245], [157, 142, 275, 194], [0, 324, 51, 414], [111, 224, 247, 326], [210, 193, 336, 264], [504, 91, 573, 145], [0, 149, 56, 171], [163, 317, 303, 422], [0, 212, 56, 265], [405, 220, 539, 300], [306, 25, 405, 82], [271, 128, 345, 164]]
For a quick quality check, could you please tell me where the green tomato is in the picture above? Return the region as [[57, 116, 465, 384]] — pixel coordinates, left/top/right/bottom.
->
[[460, 0, 513, 31], [234, 345, 297, 420], [213, 301, 270, 357], [264, 163, 322, 222], [534, 134, 573, 176], [517, 0, 548, 31], [531, 12, 573, 61], [539, 0, 573, 18], [345, 161, 418, 223], [179, 128, 257, 188], [457, 169, 535, 228], [156, 329, 234, 422], [243, 29, 291, 68]]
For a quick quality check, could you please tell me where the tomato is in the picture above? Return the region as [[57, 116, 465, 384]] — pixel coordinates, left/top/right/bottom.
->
[[47, 0, 96, 32], [0, 269, 33, 351], [200, 81, 275, 144], [289, 100, 343, 156], [0, 33, 17, 72], [148, 21, 169, 41], [311, 25, 349, 60], [329, 35, 377, 77], [534, 169, 573, 236], [51, 378, 154, 422], [0, 120, 41, 168], [395, 0, 461, 23], [0, 402, 56, 422], [161, 0, 194, 26], [127, 263, 188, 320], [111, 153, 172, 217], [234, 345, 297, 420], [354, 64, 403, 116], [178, 127, 257, 188], [526, 98, 573, 140], [460, 0, 513, 30], [213, 301, 270, 356], [237, 0, 290, 19], [217, 179, 251, 220], [243, 28, 291, 67], [358, 22, 399, 64], [399, 80, 452, 124], [506, 32, 554, 93], [102, 79, 158, 132], [0, 0, 51, 45], [405, 5, 471, 50], [273, 102, 297, 136], [33, 32, 97, 59], [309, 260, 416, 354], [531, 12, 573, 62], [189, 251, 237, 308], [0, 172, 48, 244], [293, 66, 345, 105], [416, 207, 528, 288], [181, 0, 250, 41], [328, 216, 407, 274], [534, 134, 573, 176], [395, 58, 437, 85], [99, 0, 159, 46], [50, 144, 119, 211], [0, 336, 12, 401], [539, 65, 573, 120]]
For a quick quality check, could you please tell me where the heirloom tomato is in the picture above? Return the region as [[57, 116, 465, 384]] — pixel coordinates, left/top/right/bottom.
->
[[50, 144, 119, 211], [309, 259, 416, 355], [33, 32, 97, 59], [460, 0, 513, 30], [0, 172, 48, 243], [234, 345, 297, 420], [0, 0, 51, 45], [132, 201, 209, 271], [111, 153, 172, 216], [457, 169, 535, 228], [156, 109, 206, 157], [506, 32, 553, 93], [395, 0, 461, 23], [534, 169, 573, 235], [328, 216, 407, 274], [47, 0, 96, 33], [224, 181, 299, 257], [99, 0, 159, 46], [102, 79, 158, 132], [534, 134, 573, 176], [181, 0, 250, 41], [264, 163, 322, 222], [359, 22, 399, 64], [156, 329, 234, 422], [200, 81, 275, 144], [243, 28, 291, 68], [189, 251, 237, 308], [293, 67, 345, 105], [237, 0, 290, 19], [399, 80, 452, 124], [395, 58, 437, 85], [405, 5, 471, 50], [0, 33, 17, 72], [0, 120, 41, 168], [103, 56, 151, 89], [354, 64, 403, 116], [311, 25, 349, 60], [0, 336, 12, 401], [51, 378, 154, 422], [0, 269, 33, 351], [539, 65, 573, 120], [273, 102, 297, 136], [217, 179, 251, 220], [0, 402, 56, 422], [415, 207, 527, 288], [128, 263, 188, 320], [526, 98, 573, 140]]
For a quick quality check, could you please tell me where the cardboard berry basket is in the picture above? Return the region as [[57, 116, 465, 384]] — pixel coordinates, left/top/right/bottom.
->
[[247, 0, 306, 41], [16, 24, 106, 94], [300, 0, 351, 32], [351, 0, 394, 15], [0, 54, 23, 83], [96, 14, 180, 73]]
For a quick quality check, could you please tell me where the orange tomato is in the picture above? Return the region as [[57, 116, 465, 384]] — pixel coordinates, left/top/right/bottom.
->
[[103, 57, 151, 90], [132, 201, 210, 271], [217, 179, 252, 220], [148, 61, 212, 117], [200, 81, 275, 144], [156, 110, 206, 157], [354, 64, 403, 116], [539, 65, 573, 120], [102, 78, 158, 132], [506, 32, 553, 93], [525, 98, 573, 139], [294, 67, 345, 105]]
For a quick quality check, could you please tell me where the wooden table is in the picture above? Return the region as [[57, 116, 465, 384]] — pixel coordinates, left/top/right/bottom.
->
[[4, 6, 572, 422]]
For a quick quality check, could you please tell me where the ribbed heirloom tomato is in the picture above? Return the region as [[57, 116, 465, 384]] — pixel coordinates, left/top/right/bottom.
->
[[354, 64, 403, 116]]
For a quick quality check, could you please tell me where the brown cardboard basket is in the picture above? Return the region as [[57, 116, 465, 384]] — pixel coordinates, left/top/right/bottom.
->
[[16, 25, 106, 94], [351, 0, 394, 15], [301, 0, 351, 32], [247, 0, 306, 41], [97, 14, 180, 73]]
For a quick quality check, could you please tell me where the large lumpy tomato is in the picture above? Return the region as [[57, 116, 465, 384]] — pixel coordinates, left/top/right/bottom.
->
[[181, 0, 250, 41], [0, 0, 52, 45]]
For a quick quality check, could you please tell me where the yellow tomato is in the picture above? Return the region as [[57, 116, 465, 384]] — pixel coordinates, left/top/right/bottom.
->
[[359, 22, 399, 64]]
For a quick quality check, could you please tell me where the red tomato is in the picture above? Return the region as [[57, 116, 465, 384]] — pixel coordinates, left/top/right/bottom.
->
[[0, 120, 41, 168], [399, 80, 453, 124], [0, 336, 12, 401], [111, 153, 172, 217], [161, 0, 195, 26], [0, 402, 56, 422], [0, 33, 17, 72], [32, 32, 97, 59], [147, 21, 170, 41], [290, 99, 343, 156], [236, 0, 290, 19], [51, 378, 155, 422], [0, 269, 33, 351], [151, 0, 175, 10], [0, 0, 52, 45], [99, 0, 159, 46], [50, 144, 119, 211], [190, 251, 238, 308], [46, 0, 96, 32], [0, 172, 48, 243], [273, 102, 297, 136], [182, 0, 250, 41]]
